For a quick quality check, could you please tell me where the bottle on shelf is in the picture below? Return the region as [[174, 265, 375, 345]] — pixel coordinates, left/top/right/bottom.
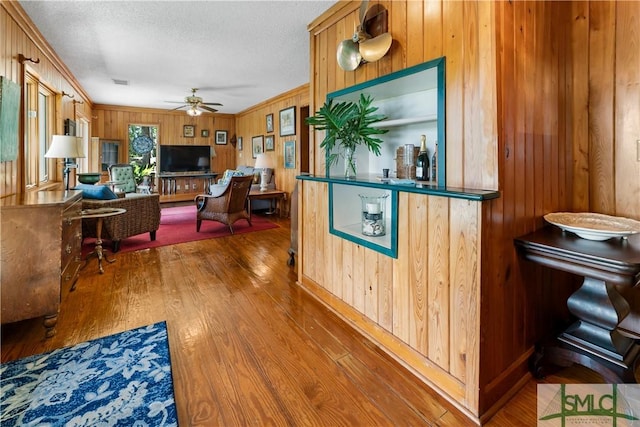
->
[[431, 142, 438, 183], [415, 135, 430, 181]]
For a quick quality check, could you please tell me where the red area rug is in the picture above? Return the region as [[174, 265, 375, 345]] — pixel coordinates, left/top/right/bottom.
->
[[82, 205, 278, 255]]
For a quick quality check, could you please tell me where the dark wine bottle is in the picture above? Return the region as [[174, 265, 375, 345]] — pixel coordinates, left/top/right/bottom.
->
[[415, 135, 430, 181], [431, 142, 438, 183]]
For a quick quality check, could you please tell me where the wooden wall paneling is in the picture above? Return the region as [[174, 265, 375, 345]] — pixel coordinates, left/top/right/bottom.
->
[[448, 198, 480, 412], [389, 0, 407, 74], [408, 193, 428, 355], [341, 240, 354, 306], [363, 252, 378, 324], [301, 181, 317, 283], [353, 242, 365, 313], [427, 195, 450, 370], [614, 2, 640, 220], [478, 1, 498, 191], [570, 1, 590, 212], [392, 192, 410, 343], [406, 0, 424, 68], [462, 1, 479, 189], [442, 0, 464, 188], [377, 251, 393, 333], [424, 0, 443, 61]]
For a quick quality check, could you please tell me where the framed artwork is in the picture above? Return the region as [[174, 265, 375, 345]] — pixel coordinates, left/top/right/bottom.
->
[[264, 135, 275, 151], [0, 77, 20, 162], [183, 125, 195, 138], [237, 136, 243, 151], [266, 113, 274, 133], [279, 106, 296, 136], [215, 130, 228, 145], [201, 129, 209, 137], [284, 140, 295, 169], [251, 135, 264, 159]]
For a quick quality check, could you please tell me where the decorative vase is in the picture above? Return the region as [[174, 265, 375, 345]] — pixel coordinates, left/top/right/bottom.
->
[[344, 146, 357, 179]]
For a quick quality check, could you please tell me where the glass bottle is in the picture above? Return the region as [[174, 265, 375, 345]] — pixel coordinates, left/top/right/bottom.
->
[[416, 135, 430, 181], [431, 142, 438, 183]]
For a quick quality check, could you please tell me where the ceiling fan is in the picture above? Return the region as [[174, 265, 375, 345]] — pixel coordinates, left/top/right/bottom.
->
[[336, 1, 393, 71], [166, 88, 222, 116]]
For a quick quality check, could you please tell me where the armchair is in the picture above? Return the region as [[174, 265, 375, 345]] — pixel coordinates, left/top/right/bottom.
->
[[108, 163, 139, 193], [195, 175, 253, 234]]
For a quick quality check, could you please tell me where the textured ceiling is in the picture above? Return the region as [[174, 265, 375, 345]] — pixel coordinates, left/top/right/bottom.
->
[[19, 1, 335, 114]]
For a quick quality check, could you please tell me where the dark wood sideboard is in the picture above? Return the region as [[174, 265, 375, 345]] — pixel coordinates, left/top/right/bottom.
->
[[1, 190, 83, 337]]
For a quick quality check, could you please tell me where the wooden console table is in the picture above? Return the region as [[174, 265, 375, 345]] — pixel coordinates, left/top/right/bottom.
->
[[248, 189, 287, 218], [514, 226, 640, 383], [158, 172, 218, 195]]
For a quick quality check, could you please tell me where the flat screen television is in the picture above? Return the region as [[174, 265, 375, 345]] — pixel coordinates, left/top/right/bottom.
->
[[159, 145, 211, 173]]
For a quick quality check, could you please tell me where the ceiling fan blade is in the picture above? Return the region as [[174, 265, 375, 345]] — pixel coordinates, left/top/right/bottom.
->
[[199, 105, 218, 113], [360, 32, 392, 63], [201, 102, 223, 106], [337, 39, 362, 71], [169, 104, 188, 111], [165, 101, 186, 104]]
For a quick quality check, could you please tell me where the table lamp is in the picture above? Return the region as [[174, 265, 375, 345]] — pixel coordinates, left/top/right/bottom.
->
[[254, 153, 274, 192], [45, 135, 85, 190]]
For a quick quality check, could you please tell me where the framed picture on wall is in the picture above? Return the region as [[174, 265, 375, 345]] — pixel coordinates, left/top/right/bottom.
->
[[266, 113, 274, 133], [237, 136, 243, 151], [251, 135, 264, 159], [201, 129, 209, 137], [264, 135, 275, 151], [215, 130, 228, 145], [284, 140, 295, 169], [279, 106, 296, 136], [183, 125, 195, 138]]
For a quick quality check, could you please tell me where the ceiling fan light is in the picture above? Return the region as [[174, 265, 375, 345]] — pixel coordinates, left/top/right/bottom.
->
[[187, 107, 202, 116]]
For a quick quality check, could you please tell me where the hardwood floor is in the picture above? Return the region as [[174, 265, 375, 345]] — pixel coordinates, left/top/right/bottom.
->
[[0, 214, 618, 426]]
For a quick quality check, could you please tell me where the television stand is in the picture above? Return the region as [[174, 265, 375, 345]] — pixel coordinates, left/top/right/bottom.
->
[[158, 172, 219, 199]]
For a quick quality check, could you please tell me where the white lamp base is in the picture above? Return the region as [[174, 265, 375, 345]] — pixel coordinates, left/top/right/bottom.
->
[[259, 170, 268, 192]]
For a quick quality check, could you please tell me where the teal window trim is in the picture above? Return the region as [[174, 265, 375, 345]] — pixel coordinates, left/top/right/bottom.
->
[[329, 182, 399, 258], [324, 57, 447, 186]]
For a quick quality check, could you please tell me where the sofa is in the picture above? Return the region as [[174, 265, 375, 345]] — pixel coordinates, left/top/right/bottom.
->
[[76, 184, 161, 252], [210, 166, 276, 211]]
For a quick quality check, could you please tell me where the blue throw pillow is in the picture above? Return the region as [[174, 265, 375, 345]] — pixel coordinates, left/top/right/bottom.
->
[[74, 184, 118, 200]]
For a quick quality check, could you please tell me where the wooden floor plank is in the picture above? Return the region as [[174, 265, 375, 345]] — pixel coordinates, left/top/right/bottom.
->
[[0, 213, 613, 426]]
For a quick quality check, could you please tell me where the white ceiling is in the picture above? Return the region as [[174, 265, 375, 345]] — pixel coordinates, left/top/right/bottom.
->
[[19, 1, 335, 114]]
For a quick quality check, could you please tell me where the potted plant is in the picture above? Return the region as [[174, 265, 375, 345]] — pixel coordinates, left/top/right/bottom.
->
[[306, 93, 388, 178]]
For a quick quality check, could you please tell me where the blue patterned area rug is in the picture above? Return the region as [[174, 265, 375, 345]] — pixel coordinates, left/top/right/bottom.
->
[[0, 322, 178, 426]]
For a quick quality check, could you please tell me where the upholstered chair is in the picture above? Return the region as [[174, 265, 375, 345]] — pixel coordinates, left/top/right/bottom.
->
[[195, 175, 254, 234], [108, 164, 137, 193]]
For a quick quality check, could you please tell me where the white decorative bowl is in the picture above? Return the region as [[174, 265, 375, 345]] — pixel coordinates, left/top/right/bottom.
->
[[544, 212, 640, 241]]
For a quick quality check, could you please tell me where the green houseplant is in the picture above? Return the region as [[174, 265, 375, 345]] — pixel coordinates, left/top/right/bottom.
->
[[306, 93, 388, 178]]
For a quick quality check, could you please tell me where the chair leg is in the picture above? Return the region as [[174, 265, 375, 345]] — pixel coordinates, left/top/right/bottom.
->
[[196, 219, 202, 232], [246, 218, 252, 227], [112, 240, 121, 253], [150, 231, 156, 241], [229, 225, 234, 234]]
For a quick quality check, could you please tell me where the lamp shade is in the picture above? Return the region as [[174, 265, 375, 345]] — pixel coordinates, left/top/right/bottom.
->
[[45, 135, 85, 158], [254, 153, 274, 169]]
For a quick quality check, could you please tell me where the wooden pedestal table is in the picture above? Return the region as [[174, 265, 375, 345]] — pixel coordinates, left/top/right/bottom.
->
[[81, 208, 126, 276], [515, 226, 640, 383], [248, 189, 286, 219]]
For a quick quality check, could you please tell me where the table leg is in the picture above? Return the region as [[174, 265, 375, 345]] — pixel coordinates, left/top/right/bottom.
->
[[531, 276, 640, 383], [82, 217, 117, 274]]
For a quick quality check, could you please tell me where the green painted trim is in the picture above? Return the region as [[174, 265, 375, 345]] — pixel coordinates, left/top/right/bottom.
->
[[298, 174, 500, 202], [328, 183, 398, 258]]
